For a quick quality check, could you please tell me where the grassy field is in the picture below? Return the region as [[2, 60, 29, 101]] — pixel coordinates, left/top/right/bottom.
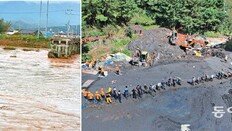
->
[[0, 34, 50, 49], [82, 25, 142, 62]]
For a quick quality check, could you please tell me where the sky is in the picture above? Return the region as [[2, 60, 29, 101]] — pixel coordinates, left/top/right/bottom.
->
[[0, 0, 80, 27]]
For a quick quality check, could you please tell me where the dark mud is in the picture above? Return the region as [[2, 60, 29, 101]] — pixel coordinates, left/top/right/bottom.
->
[[82, 28, 232, 131], [82, 56, 232, 131], [128, 28, 186, 61]]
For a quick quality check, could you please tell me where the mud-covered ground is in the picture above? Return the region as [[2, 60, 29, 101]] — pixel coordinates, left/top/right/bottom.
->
[[82, 28, 232, 131], [82, 55, 232, 131]]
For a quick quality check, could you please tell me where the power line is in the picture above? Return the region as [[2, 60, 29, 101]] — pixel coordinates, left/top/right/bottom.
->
[[46, 0, 49, 32], [37, 0, 42, 38]]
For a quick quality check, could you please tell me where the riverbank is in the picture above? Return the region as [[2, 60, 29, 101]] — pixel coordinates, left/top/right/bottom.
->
[[0, 34, 49, 49]]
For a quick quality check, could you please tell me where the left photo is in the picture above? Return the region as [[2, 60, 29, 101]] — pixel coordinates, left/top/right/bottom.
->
[[0, 0, 80, 130]]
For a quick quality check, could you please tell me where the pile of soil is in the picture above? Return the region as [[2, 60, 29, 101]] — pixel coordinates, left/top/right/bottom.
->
[[128, 28, 186, 62]]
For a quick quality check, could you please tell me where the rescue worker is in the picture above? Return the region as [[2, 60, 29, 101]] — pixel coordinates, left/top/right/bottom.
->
[[176, 77, 182, 85], [172, 78, 176, 87], [167, 77, 172, 86], [205, 74, 210, 82], [151, 85, 156, 93], [95, 91, 102, 102], [118, 90, 122, 103], [210, 74, 214, 81], [112, 87, 117, 99], [170, 28, 178, 44], [136, 86, 142, 98], [87, 91, 94, 102], [144, 84, 149, 93], [115, 66, 120, 75], [192, 77, 196, 85], [99, 88, 105, 99], [161, 79, 166, 87], [157, 82, 164, 90], [139, 86, 143, 96], [197, 77, 201, 83], [82, 89, 88, 99], [124, 86, 129, 99], [108, 87, 112, 95], [105, 92, 112, 104], [225, 55, 228, 63], [149, 85, 156, 93], [132, 88, 137, 99]]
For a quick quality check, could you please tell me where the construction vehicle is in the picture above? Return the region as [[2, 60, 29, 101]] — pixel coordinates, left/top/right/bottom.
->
[[130, 48, 153, 66], [48, 36, 80, 58], [169, 30, 208, 49]]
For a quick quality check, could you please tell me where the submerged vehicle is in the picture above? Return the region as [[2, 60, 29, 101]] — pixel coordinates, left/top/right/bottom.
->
[[48, 36, 80, 58]]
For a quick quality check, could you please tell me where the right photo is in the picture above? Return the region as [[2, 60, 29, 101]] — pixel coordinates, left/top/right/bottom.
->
[[81, 0, 232, 131]]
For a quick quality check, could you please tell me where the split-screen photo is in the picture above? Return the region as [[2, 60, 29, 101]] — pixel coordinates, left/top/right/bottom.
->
[[1, 0, 232, 131]]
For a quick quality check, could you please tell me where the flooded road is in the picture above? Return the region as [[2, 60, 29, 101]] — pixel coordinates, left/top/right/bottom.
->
[[0, 48, 80, 130]]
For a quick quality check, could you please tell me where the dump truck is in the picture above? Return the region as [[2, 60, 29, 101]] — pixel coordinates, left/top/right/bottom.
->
[[48, 36, 80, 58]]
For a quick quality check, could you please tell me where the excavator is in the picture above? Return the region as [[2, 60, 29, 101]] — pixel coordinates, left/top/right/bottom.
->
[[130, 48, 153, 67], [169, 29, 208, 49]]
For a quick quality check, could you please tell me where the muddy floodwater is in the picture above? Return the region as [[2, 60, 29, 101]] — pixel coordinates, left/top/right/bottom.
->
[[0, 48, 80, 130]]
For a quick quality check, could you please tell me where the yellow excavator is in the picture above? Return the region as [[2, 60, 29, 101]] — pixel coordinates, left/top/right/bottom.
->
[[130, 48, 153, 66]]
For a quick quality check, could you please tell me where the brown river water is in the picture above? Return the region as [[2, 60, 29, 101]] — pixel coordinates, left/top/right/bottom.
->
[[0, 47, 80, 130]]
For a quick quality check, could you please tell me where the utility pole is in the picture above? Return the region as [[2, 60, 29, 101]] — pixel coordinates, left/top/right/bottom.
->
[[46, 0, 49, 33], [38, 0, 42, 38], [65, 9, 75, 37]]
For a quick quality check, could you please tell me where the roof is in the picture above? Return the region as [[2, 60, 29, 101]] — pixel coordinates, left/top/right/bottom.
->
[[20, 29, 39, 34]]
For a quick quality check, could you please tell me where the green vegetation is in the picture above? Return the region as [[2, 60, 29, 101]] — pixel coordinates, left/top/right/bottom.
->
[[83, 0, 232, 34], [82, 0, 232, 61], [204, 31, 224, 38], [0, 19, 10, 33], [0, 34, 49, 48], [0, 19, 49, 49]]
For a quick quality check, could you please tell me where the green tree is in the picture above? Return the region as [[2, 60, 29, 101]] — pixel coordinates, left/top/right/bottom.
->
[[0, 19, 10, 33], [153, 0, 228, 33], [82, 0, 138, 27]]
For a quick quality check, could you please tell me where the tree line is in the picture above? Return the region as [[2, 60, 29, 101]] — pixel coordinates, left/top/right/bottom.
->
[[82, 0, 232, 34]]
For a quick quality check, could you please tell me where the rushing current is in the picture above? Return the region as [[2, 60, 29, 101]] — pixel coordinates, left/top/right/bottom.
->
[[0, 47, 80, 130]]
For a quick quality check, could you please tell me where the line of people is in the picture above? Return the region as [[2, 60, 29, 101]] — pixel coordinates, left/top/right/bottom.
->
[[82, 70, 232, 106], [188, 71, 232, 85], [82, 76, 182, 104]]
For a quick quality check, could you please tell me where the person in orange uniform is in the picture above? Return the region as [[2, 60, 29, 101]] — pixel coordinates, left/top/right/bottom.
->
[[95, 91, 102, 102], [87, 91, 94, 102], [99, 88, 105, 99]]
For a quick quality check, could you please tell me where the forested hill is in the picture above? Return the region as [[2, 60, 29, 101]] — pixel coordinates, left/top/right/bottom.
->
[[82, 0, 232, 36]]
